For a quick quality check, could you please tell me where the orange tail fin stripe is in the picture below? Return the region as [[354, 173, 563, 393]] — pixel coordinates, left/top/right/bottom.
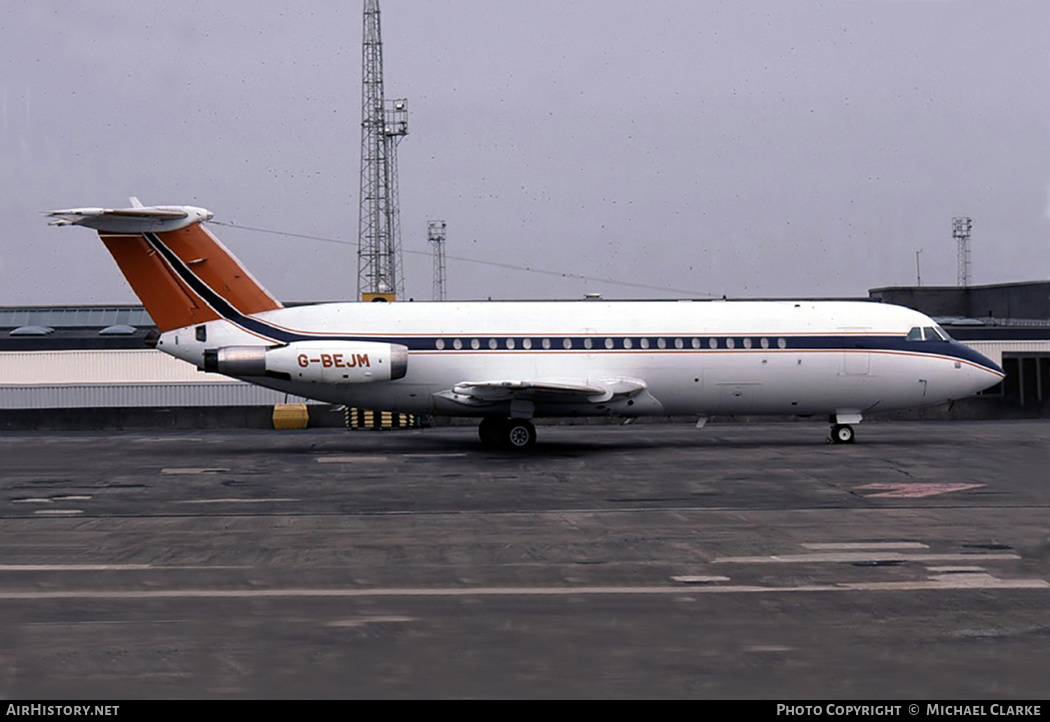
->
[[155, 224, 282, 317], [100, 233, 220, 332], [99, 223, 281, 333]]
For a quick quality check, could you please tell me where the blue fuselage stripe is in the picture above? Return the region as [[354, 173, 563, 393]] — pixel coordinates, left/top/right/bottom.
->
[[144, 233, 1003, 377]]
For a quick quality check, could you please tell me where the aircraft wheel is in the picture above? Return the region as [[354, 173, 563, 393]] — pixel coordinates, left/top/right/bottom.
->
[[504, 418, 537, 450], [478, 417, 505, 448], [831, 424, 855, 444]]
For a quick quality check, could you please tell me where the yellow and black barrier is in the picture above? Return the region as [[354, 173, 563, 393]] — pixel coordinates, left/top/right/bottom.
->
[[345, 407, 421, 430]]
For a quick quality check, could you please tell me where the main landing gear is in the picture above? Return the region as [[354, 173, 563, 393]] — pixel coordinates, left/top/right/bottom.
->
[[478, 417, 537, 450]]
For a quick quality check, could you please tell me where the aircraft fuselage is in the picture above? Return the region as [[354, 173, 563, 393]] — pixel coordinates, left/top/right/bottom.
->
[[157, 298, 1002, 421]]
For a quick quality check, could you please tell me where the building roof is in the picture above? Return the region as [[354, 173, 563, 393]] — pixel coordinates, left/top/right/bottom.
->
[[1, 305, 156, 351]]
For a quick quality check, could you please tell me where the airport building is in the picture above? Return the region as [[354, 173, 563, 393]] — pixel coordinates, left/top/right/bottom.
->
[[3, 283, 1049, 428], [0, 305, 321, 429]]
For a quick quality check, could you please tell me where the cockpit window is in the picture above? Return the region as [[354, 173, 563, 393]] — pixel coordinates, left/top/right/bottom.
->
[[907, 326, 952, 342]]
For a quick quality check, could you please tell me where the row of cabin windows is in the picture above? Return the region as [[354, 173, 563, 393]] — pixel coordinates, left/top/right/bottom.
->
[[433, 337, 791, 351]]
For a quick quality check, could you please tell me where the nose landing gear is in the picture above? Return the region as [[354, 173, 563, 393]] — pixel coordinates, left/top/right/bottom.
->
[[830, 423, 855, 444], [829, 412, 862, 445]]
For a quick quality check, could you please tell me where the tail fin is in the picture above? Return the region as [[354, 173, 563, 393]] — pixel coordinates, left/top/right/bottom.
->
[[47, 202, 282, 332]]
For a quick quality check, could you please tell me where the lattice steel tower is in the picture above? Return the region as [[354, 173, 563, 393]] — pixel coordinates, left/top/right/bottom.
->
[[428, 220, 448, 301], [357, 0, 408, 301], [953, 217, 972, 287]]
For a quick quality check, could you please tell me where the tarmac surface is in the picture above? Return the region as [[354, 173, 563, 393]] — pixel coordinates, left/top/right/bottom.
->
[[1, 420, 1049, 699]]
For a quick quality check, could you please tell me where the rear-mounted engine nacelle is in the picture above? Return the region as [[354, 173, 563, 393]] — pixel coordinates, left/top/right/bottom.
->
[[203, 341, 408, 383]]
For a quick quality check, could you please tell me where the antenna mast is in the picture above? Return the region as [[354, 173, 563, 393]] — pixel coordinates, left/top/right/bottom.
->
[[953, 217, 972, 288], [428, 220, 448, 301], [357, 0, 408, 301]]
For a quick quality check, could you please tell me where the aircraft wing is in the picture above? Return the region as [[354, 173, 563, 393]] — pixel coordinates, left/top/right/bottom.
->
[[434, 377, 648, 409]]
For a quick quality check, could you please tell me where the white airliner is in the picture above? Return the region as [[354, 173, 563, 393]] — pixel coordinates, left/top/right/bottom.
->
[[47, 201, 1004, 449]]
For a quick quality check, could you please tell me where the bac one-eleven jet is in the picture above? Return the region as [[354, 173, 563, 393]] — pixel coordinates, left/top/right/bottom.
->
[[47, 200, 1004, 449]]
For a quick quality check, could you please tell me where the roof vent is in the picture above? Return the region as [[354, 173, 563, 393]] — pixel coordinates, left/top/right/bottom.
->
[[99, 324, 137, 336], [9, 325, 55, 336]]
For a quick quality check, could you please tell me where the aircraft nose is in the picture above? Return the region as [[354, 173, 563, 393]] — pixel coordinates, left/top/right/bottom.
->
[[972, 351, 1004, 393], [946, 341, 1004, 396], [973, 347, 1003, 377]]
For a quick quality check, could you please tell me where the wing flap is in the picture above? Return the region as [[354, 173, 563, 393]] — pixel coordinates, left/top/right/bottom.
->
[[452, 379, 610, 400], [435, 377, 648, 408]]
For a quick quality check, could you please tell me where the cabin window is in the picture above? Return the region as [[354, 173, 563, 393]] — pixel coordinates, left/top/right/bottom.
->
[[657, 338, 667, 349], [760, 338, 770, 349], [778, 338, 787, 349], [562, 338, 573, 350], [195, 325, 207, 342], [471, 339, 481, 350], [583, 338, 593, 350], [506, 338, 516, 350], [623, 338, 633, 349], [523, 338, 533, 350], [692, 338, 702, 349], [675, 338, 684, 349], [488, 339, 498, 350], [542, 338, 551, 349], [743, 338, 752, 349], [709, 338, 718, 349], [453, 339, 463, 350], [435, 339, 446, 350], [604, 338, 614, 349], [726, 338, 736, 349], [640, 338, 650, 349]]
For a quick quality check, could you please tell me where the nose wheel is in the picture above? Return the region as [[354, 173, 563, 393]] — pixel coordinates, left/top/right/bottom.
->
[[830, 424, 855, 444]]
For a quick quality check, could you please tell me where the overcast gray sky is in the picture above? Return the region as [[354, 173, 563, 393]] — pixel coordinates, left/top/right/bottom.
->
[[3, 0, 1049, 305]]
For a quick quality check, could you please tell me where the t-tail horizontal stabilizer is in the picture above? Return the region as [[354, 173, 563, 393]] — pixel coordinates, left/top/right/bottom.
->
[[46, 201, 213, 233], [47, 199, 279, 333]]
